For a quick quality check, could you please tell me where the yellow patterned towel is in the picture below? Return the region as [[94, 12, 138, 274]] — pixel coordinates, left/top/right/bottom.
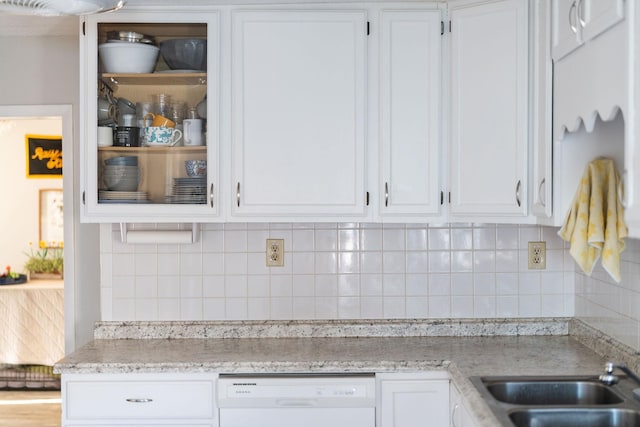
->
[[558, 158, 627, 282]]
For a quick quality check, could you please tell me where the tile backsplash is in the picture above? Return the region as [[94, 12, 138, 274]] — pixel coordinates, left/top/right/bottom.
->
[[575, 237, 640, 351], [99, 223, 574, 321]]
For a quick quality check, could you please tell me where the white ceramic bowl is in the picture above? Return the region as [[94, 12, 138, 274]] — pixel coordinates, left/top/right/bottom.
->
[[99, 42, 159, 73]]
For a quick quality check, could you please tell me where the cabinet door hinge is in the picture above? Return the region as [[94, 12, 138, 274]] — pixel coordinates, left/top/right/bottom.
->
[[441, 21, 444, 35], [366, 191, 370, 206], [366, 21, 370, 36]]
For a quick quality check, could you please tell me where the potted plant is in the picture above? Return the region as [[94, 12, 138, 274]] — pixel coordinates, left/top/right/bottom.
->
[[24, 241, 64, 279]]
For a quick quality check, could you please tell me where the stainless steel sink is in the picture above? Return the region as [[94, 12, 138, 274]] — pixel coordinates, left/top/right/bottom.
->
[[509, 408, 640, 427], [485, 379, 623, 405], [469, 375, 640, 427]]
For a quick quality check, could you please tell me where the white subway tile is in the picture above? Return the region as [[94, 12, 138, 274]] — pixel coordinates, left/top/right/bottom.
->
[[451, 251, 473, 273], [406, 228, 428, 251], [383, 274, 405, 296], [226, 298, 248, 320], [181, 298, 203, 320], [158, 253, 181, 276], [271, 275, 292, 297], [339, 229, 360, 252], [406, 274, 428, 296], [473, 227, 496, 250], [202, 298, 225, 319], [292, 297, 315, 319], [383, 228, 405, 251], [428, 251, 450, 273], [360, 252, 383, 274], [224, 230, 248, 252], [315, 297, 338, 319], [451, 228, 473, 250], [315, 275, 338, 297], [361, 228, 383, 251], [451, 296, 473, 318], [180, 253, 203, 275], [247, 297, 270, 319], [225, 275, 248, 298], [225, 253, 247, 275], [338, 297, 360, 318], [428, 295, 451, 318], [339, 252, 360, 274], [158, 298, 181, 320], [135, 276, 158, 299], [428, 228, 450, 250], [361, 296, 383, 318], [383, 252, 406, 274], [112, 298, 135, 320], [406, 296, 429, 318], [361, 274, 383, 296], [383, 296, 406, 318], [315, 252, 338, 274], [135, 298, 158, 320], [338, 274, 360, 296], [292, 229, 315, 252], [315, 229, 338, 251], [292, 275, 315, 297], [180, 275, 203, 298], [158, 275, 181, 298]]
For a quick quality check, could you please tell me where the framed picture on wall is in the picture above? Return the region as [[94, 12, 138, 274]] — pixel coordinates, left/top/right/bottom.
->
[[39, 189, 64, 247], [26, 134, 62, 178]]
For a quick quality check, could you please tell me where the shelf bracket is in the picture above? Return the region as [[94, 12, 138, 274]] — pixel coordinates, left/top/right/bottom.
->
[[119, 222, 200, 244]]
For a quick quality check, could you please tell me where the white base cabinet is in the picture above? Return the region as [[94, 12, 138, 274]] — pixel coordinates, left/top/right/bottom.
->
[[450, 381, 480, 427], [62, 373, 218, 427], [377, 372, 450, 427]]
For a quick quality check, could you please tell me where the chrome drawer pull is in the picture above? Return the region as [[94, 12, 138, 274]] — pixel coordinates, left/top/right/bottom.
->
[[125, 398, 153, 403], [236, 182, 241, 207], [210, 183, 214, 208], [569, 1, 577, 34], [515, 179, 521, 207]]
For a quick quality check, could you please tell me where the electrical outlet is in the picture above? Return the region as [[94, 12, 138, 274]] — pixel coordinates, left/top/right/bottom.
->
[[266, 239, 284, 267], [528, 241, 546, 270]]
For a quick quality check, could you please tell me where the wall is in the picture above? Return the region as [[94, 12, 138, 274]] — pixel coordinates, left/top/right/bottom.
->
[[0, 119, 63, 272], [576, 238, 640, 352], [99, 223, 574, 320], [0, 18, 101, 351]]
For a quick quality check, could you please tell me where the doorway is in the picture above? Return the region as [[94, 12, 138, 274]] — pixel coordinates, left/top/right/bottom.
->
[[0, 105, 72, 391]]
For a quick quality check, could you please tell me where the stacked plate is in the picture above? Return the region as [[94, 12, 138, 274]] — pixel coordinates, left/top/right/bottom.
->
[[165, 177, 207, 204], [99, 190, 150, 204]]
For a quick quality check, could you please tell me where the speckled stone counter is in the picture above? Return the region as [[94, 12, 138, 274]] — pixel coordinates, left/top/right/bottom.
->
[[54, 318, 636, 427]]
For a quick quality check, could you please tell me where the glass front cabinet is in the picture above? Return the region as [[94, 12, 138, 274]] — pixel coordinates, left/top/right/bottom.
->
[[80, 10, 219, 222]]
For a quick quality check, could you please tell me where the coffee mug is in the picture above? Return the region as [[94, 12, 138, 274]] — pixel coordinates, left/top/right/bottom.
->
[[144, 126, 182, 146], [113, 126, 140, 147], [97, 126, 113, 147], [143, 113, 175, 128], [183, 119, 204, 146]]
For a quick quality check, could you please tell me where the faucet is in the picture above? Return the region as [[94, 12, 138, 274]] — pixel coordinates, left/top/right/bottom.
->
[[599, 362, 640, 386]]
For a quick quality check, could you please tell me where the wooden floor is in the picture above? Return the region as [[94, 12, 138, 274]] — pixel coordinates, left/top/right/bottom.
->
[[0, 390, 61, 427]]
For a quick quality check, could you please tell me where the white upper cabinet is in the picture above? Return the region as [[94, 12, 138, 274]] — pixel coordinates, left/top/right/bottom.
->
[[231, 10, 367, 219], [449, 0, 528, 219], [552, 0, 624, 61], [531, 0, 553, 219], [379, 9, 442, 220], [80, 10, 220, 223]]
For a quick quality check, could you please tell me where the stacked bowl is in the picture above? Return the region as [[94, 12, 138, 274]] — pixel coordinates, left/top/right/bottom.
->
[[103, 156, 140, 191]]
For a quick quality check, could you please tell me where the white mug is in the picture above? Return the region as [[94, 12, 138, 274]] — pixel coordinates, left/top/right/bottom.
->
[[183, 119, 204, 146], [97, 126, 113, 147]]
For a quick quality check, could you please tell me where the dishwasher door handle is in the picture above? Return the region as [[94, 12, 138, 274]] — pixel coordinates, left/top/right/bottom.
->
[[275, 398, 319, 407]]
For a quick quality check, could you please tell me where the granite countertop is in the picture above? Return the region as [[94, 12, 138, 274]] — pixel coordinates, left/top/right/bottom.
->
[[55, 318, 624, 427]]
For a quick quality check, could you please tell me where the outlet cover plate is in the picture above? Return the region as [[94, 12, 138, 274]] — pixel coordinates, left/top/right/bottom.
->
[[528, 241, 546, 270], [266, 238, 284, 267]]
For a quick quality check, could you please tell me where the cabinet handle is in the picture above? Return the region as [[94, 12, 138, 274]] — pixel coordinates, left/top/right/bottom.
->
[[451, 403, 460, 427], [210, 183, 214, 208], [515, 180, 521, 207], [125, 398, 153, 403], [236, 182, 241, 207], [538, 178, 546, 207], [577, 0, 586, 28], [385, 182, 389, 207], [569, 1, 577, 34]]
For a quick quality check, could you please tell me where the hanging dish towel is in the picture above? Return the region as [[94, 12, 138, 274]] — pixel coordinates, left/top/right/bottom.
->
[[558, 158, 628, 282]]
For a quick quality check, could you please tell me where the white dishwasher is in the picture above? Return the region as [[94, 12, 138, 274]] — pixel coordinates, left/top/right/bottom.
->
[[217, 374, 376, 427]]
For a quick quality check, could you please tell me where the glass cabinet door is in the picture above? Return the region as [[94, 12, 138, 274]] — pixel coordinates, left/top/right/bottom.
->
[[82, 12, 218, 222]]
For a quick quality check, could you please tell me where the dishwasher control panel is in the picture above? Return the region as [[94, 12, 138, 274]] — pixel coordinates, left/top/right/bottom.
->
[[217, 374, 376, 408]]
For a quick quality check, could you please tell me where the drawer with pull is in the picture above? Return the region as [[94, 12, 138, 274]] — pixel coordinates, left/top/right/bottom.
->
[[63, 373, 216, 421]]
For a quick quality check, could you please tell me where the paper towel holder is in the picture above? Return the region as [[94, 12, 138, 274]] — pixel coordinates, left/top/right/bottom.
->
[[119, 222, 200, 244]]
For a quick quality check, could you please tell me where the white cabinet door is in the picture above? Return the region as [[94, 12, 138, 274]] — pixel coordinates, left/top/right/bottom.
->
[[80, 11, 220, 223], [379, 377, 449, 427], [449, 0, 528, 218], [531, 0, 553, 218], [379, 9, 442, 219], [551, 0, 582, 60], [580, 0, 624, 42], [449, 381, 479, 427], [552, 0, 624, 61], [231, 10, 367, 218]]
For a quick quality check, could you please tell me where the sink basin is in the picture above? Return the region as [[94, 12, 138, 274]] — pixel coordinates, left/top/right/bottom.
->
[[485, 380, 624, 405], [509, 408, 640, 427]]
